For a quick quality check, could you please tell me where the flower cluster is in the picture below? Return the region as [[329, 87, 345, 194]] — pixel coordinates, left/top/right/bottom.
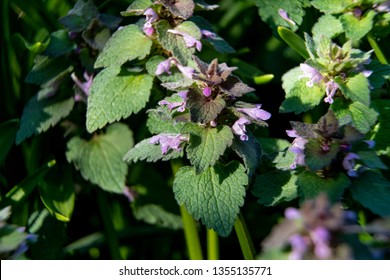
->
[[285, 110, 382, 177], [299, 36, 372, 104], [262, 194, 356, 260]]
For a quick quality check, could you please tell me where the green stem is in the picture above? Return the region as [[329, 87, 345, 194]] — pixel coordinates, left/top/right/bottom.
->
[[367, 33, 388, 65], [234, 212, 256, 260], [207, 228, 219, 260], [180, 205, 204, 260], [171, 160, 203, 260], [97, 191, 122, 260]]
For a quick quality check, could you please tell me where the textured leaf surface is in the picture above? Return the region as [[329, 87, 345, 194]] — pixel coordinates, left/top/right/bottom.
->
[[95, 24, 152, 68], [252, 170, 298, 206], [16, 96, 74, 144], [156, 20, 196, 65], [351, 171, 390, 217], [336, 73, 370, 106], [187, 89, 226, 123], [297, 171, 350, 202], [312, 14, 343, 41], [86, 66, 153, 132], [341, 10, 375, 41], [280, 79, 325, 114], [185, 124, 233, 173], [331, 100, 378, 134], [123, 137, 183, 163], [160, 0, 195, 20], [121, 0, 153, 16], [66, 123, 133, 193], [146, 109, 185, 134], [304, 139, 339, 171], [311, 0, 352, 14], [256, 0, 308, 32], [231, 134, 262, 177], [173, 161, 247, 237]]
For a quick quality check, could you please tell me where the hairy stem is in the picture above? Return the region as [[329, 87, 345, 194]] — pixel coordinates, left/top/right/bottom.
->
[[234, 212, 256, 260]]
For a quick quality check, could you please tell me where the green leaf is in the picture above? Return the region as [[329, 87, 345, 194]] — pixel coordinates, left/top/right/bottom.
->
[[133, 204, 183, 230], [341, 10, 376, 41], [184, 124, 234, 173], [357, 150, 387, 170], [366, 60, 390, 89], [94, 24, 152, 68], [372, 100, 390, 155], [304, 139, 339, 171], [3, 160, 56, 208], [59, 0, 98, 32], [297, 171, 350, 202], [123, 137, 183, 163], [349, 102, 378, 134], [16, 96, 75, 144], [39, 166, 75, 222], [156, 20, 196, 65], [336, 73, 370, 106], [66, 123, 133, 193], [0, 120, 18, 165], [231, 134, 262, 177], [312, 14, 343, 41], [351, 171, 390, 217], [187, 88, 226, 123], [121, 0, 153, 16], [311, 0, 352, 14], [280, 79, 325, 114], [146, 109, 185, 134], [331, 100, 378, 133], [190, 16, 235, 53], [277, 27, 309, 59], [86, 66, 153, 132], [256, 0, 308, 32], [273, 147, 296, 171], [173, 161, 247, 237], [43, 30, 76, 57], [25, 56, 72, 85], [252, 170, 298, 206]]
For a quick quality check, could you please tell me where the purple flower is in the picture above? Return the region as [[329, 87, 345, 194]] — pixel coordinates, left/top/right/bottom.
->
[[278, 9, 296, 26], [143, 8, 158, 36], [71, 71, 93, 102], [210, 120, 217, 127], [375, 1, 390, 13], [203, 87, 212, 97], [155, 58, 173, 75], [342, 152, 360, 177], [158, 91, 188, 112], [201, 30, 217, 40], [236, 104, 271, 121], [168, 29, 202, 51], [364, 140, 375, 148], [288, 234, 308, 260], [324, 80, 338, 104], [232, 117, 250, 141], [310, 227, 331, 259], [149, 134, 189, 154], [176, 63, 195, 79], [123, 186, 137, 202], [300, 63, 324, 87], [287, 129, 308, 169], [285, 207, 301, 220]]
